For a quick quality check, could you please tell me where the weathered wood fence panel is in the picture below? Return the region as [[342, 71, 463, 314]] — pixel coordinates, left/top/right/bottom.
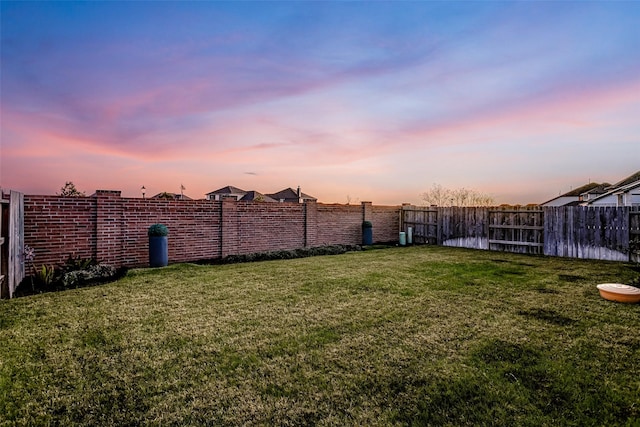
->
[[0, 198, 8, 297], [402, 205, 636, 262], [441, 207, 488, 250], [544, 206, 628, 261], [7, 191, 25, 298], [489, 208, 543, 255], [402, 206, 438, 244], [630, 207, 640, 264]]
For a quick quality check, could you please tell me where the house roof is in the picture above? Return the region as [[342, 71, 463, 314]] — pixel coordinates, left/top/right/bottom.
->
[[561, 182, 604, 197], [586, 178, 640, 205], [206, 186, 247, 196], [151, 192, 193, 200], [266, 187, 317, 202], [542, 171, 640, 206], [541, 182, 603, 205], [581, 183, 610, 195], [239, 191, 277, 202], [610, 170, 640, 188]]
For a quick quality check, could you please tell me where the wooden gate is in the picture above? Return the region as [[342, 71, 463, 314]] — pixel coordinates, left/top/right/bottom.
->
[[440, 207, 488, 250], [0, 191, 24, 299], [488, 208, 544, 255], [0, 196, 7, 297], [401, 206, 438, 244]]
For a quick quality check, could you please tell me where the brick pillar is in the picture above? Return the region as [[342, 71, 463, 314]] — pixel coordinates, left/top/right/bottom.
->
[[361, 201, 372, 222], [221, 197, 238, 257], [401, 203, 411, 233], [304, 201, 318, 248], [95, 190, 123, 266]]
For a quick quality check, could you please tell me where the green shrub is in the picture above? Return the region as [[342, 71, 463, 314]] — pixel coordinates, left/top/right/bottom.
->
[[61, 264, 117, 289], [61, 255, 96, 273], [33, 265, 56, 287], [148, 223, 169, 237], [218, 245, 360, 264], [16, 254, 121, 296]]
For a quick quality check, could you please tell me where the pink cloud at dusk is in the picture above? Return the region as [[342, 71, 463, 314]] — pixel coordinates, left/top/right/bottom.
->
[[1, 2, 639, 205], [401, 76, 640, 147]]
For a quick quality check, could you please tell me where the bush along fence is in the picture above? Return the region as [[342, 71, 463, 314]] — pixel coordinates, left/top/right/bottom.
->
[[401, 205, 640, 262]]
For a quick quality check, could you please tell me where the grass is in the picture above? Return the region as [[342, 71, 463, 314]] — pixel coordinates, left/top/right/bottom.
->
[[1, 246, 639, 426]]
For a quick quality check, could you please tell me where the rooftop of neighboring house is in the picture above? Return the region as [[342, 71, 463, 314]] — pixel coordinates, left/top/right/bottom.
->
[[266, 187, 317, 203], [610, 170, 640, 188], [541, 182, 605, 205], [584, 171, 640, 205], [581, 183, 611, 195], [206, 185, 317, 202], [205, 186, 247, 196], [562, 182, 606, 197], [151, 192, 193, 200], [239, 191, 277, 202]]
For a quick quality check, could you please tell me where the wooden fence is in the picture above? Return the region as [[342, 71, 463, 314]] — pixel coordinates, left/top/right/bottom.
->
[[0, 197, 7, 297], [631, 209, 640, 264], [544, 206, 629, 261], [402, 205, 639, 262], [0, 191, 25, 298], [488, 208, 544, 255]]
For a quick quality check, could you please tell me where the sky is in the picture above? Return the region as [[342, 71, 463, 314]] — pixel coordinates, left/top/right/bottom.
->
[[1, 1, 639, 205]]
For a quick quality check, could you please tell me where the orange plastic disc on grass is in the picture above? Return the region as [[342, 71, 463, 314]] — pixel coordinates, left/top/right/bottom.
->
[[596, 283, 640, 304]]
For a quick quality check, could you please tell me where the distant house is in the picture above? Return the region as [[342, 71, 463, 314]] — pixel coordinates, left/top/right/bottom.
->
[[579, 184, 611, 204], [205, 186, 247, 201], [582, 171, 640, 207], [541, 182, 608, 207], [206, 185, 317, 203], [151, 192, 193, 201], [266, 187, 317, 203], [239, 191, 277, 202]]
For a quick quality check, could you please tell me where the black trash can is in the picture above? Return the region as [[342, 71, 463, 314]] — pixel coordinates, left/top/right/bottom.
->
[[362, 221, 373, 245], [148, 224, 169, 267]]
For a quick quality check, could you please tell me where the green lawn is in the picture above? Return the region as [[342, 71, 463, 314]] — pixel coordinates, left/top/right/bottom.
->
[[1, 246, 639, 426]]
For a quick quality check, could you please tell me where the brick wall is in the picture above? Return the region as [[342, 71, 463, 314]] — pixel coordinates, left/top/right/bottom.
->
[[24, 195, 97, 268], [23, 191, 401, 268], [315, 203, 363, 246], [371, 205, 401, 242], [220, 199, 307, 256], [119, 196, 223, 266]]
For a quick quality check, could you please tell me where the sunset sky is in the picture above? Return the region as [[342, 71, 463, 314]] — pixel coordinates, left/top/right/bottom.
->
[[1, 1, 639, 205]]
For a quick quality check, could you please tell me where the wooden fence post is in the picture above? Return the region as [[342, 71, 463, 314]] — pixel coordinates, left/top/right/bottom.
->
[[8, 191, 25, 299], [630, 207, 640, 263], [0, 197, 7, 298]]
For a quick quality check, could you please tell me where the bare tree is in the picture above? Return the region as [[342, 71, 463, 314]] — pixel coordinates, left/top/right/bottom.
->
[[422, 184, 494, 207], [421, 184, 452, 207], [345, 195, 360, 205]]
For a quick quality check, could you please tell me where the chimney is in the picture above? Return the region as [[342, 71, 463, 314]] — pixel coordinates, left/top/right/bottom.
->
[[297, 186, 302, 203]]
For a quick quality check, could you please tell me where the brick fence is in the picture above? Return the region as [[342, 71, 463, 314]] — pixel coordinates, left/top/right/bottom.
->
[[23, 191, 401, 268]]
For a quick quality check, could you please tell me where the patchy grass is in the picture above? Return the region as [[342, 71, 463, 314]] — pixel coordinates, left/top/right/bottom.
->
[[1, 246, 639, 426]]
